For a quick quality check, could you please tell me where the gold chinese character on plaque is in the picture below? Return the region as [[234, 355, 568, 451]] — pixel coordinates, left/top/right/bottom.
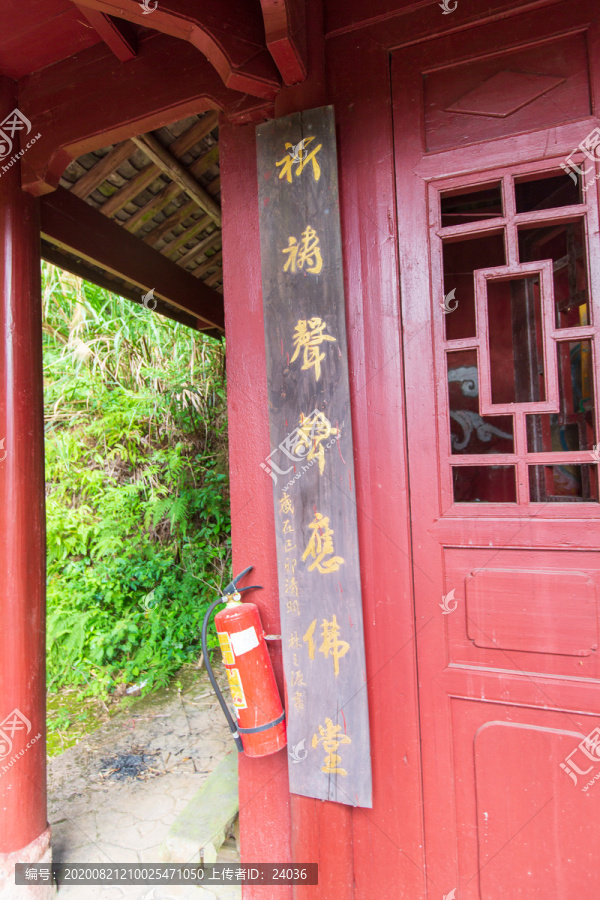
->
[[286, 597, 301, 616], [288, 632, 301, 649], [285, 575, 299, 596], [279, 492, 294, 516], [291, 669, 306, 687], [302, 512, 344, 574], [276, 137, 322, 183], [312, 717, 352, 776], [282, 226, 323, 275], [296, 410, 338, 475], [290, 317, 336, 382], [303, 615, 349, 677]]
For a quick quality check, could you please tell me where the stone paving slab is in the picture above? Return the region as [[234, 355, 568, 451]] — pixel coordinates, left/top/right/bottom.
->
[[47, 667, 240, 900], [161, 751, 238, 865]]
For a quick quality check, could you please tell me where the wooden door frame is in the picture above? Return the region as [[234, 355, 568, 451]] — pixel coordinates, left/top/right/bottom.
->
[[324, 29, 426, 900]]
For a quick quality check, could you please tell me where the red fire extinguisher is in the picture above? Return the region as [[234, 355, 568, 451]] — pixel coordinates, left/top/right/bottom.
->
[[201, 566, 286, 757]]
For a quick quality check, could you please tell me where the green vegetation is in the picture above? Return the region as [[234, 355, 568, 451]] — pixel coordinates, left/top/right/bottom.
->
[[43, 264, 230, 699]]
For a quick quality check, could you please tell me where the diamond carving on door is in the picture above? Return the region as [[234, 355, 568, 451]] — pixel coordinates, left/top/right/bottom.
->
[[444, 70, 567, 119]]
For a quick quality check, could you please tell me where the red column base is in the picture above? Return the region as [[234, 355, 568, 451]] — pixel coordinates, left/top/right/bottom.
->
[[0, 826, 54, 899]]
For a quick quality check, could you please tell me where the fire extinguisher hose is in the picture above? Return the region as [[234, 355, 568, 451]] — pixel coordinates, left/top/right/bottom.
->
[[201, 595, 244, 753]]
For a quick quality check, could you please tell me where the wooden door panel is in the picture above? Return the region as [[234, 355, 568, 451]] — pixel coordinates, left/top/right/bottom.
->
[[443, 547, 600, 679], [393, 1, 600, 895], [451, 702, 600, 898], [465, 569, 596, 655]]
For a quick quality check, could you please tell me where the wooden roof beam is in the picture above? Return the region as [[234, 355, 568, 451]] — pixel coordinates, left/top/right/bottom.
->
[[176, 231, 221, 269], [161, 218, 214, 259], [141, 199, 198, 246], [73, 111, 218, 222], [168, 111, 219, 156], [124, 183, 182, 234], [99, 162, 164, 217], [132, 132, 221, 227], [40, 187, 224, 331], [260, 0, 308, 85], [204, 268, 223, 288], [192, 249, 222, 279], [189, 144, 220, 180], [113, 114, 220, 217], [74, 5, 137, 61], [20, 34, 271, 197], [72, 0, 280, 99], [71, 140, 136, 199], [41, 244, 199, 331], [115, 115, 219, 231], [125, 143, 220, 236]]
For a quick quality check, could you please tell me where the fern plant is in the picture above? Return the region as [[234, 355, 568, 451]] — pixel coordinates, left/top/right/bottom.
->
[[43, 263, 230, 697]]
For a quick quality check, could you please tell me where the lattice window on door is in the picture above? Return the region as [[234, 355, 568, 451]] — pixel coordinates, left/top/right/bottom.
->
[[436, 164, 599, 504]]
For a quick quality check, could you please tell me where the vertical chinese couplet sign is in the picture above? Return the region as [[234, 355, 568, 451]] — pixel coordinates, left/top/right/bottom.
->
[[256, 106, 372, 807]]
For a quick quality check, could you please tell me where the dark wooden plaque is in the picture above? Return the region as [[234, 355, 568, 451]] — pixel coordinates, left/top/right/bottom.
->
[[256, 106, 372, 807]]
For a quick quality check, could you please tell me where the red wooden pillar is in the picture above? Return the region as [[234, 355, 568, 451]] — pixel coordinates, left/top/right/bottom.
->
[[0, 77, 50, 897], [220, 118, 294, 900]]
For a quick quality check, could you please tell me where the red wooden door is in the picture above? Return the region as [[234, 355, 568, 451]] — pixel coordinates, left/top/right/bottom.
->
[[392, 3, 600, 897]]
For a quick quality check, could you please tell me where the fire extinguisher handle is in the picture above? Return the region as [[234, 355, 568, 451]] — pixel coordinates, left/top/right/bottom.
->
[[223, 565, 262, 596], [201, 595, 244, 753]]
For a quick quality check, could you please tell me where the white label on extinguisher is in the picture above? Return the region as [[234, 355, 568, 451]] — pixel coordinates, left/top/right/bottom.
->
[[230, 626, 260, 657]]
